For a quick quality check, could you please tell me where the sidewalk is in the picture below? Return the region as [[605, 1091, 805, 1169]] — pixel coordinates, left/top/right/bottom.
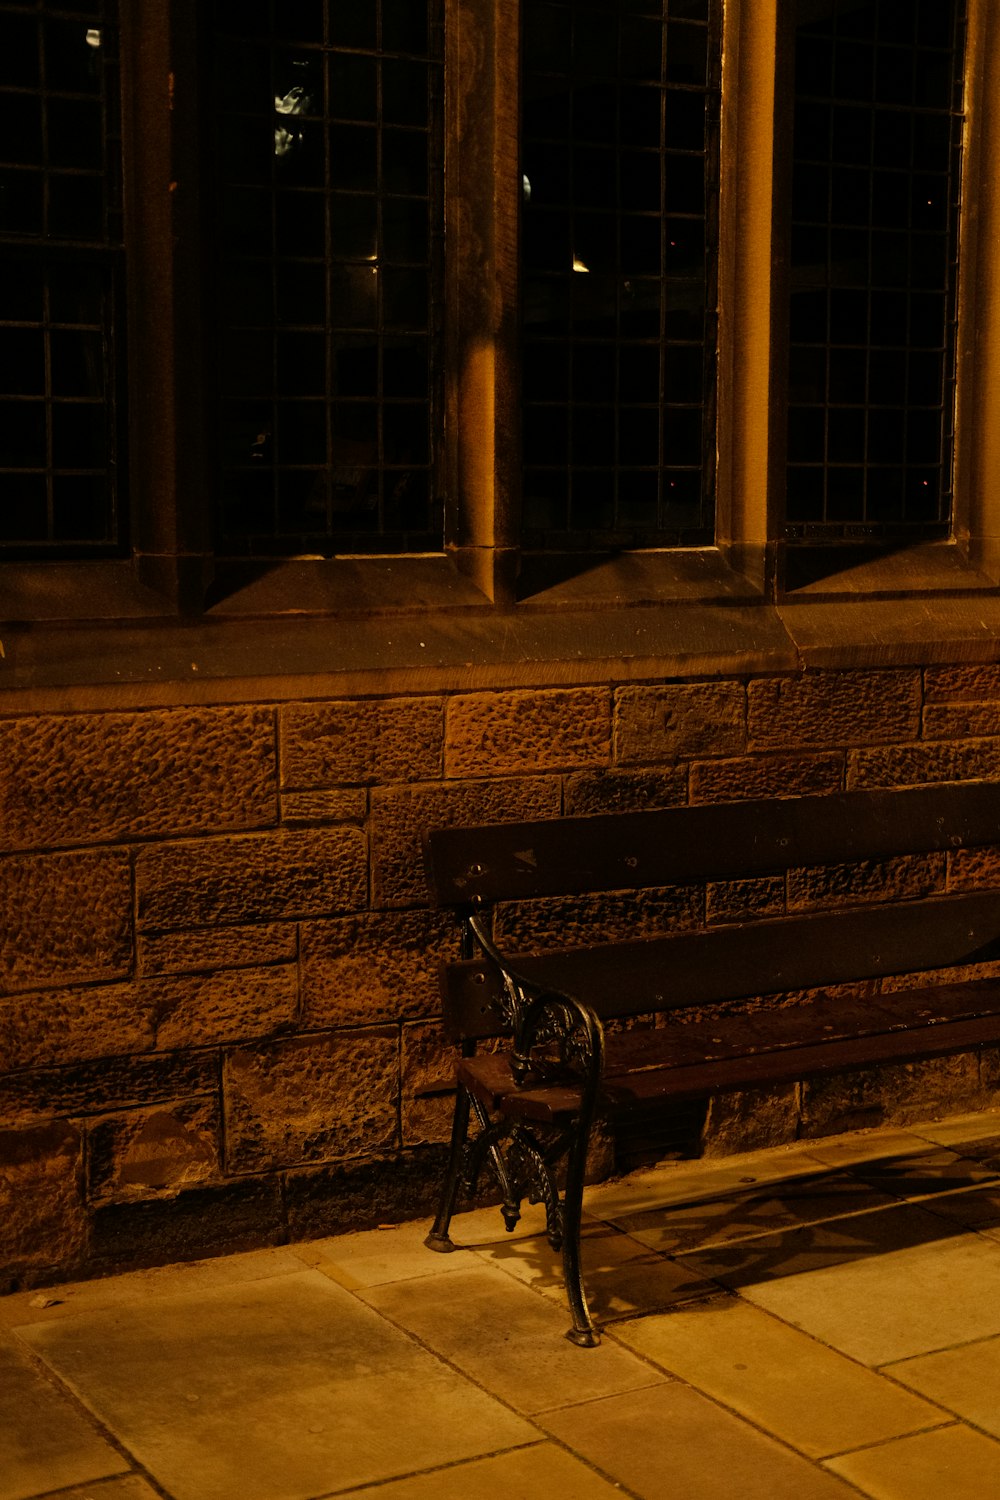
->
[[6, 1107, 1000, 1500]]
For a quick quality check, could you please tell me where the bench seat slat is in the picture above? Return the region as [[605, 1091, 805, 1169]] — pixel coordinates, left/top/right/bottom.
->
[[457, 983, 1000, 1124], [441, 891, 1000, 1040]]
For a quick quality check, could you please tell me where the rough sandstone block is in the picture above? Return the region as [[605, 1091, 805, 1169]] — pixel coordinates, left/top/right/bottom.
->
[[285, 1148, 449, 1240], [370, 776, 561, 907], [707, 875, 786, 925], [137, 922, 298, 977], [800, 1053, 983, 1137], [977, 1047, 1000, 1097], [2, 961, 293, 1075], [493, 885, 703, 953], [401, 1020, 457, 1146], [925, 664, 1000, 702], [849, 739, 1000, 789], [748, 670, 921, 750], [301, 910, 461, 1027], [0, 707, 276, 852], [947, 844, 1000, 892], [615, 682, 746, 765], [923, 702, 1000, 740], [87, 1098, 222, 1203], [701, 1084, 801, 1156], [0, 1122, 86, 1283], [787, 852, 946, 912], [0, 849, 132, 997], [223, 1029, 399, 1172], [445, 688, 611, 778], [151, 966, 299, 1050], [0, 985, 154, 1071], [564, 767, 688, 814], [690, 752, 844, 803], [280, 789, 367, 824], [90, 1178, 285, 1273], [881, 958, 1000, 991], [0, 1051, 218, 1128], [280, 697, 443, 788], [136, 827, 368, 930]]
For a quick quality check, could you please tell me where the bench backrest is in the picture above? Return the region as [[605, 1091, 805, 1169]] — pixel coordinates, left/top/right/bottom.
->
[[423, 781, 1000, 907], [424, 782, 1000, 1042]]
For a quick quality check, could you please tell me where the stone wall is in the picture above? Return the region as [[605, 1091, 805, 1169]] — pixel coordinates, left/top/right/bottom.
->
[[4, 661, 1000, 1290]]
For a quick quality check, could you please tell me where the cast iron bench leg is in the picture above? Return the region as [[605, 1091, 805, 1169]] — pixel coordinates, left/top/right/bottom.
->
[[425, 1080, 471, 1252], [562, 1118, 599, 1346]]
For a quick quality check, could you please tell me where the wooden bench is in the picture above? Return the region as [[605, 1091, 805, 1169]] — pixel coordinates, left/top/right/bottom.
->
[[421, 781, 1000, 1346]]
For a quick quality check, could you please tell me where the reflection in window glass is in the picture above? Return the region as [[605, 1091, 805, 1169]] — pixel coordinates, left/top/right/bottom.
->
[[521, 0, 720, 551], [786, 0, 965, 540], [0, 2, 123, 553], [212, 0, 444, 557]]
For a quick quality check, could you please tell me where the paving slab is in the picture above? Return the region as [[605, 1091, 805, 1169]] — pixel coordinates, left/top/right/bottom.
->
[[909, 1109, 1000, 1149], [616, 1172, 898, 1256], [471, 1220, 719, 1321], [25, 1480, 162, 1500], [740, 1223, 1000, 1366], [823, 1423, 1000, 1499], [537, 1381, 861, 1499], [846, 1146, 1000, 1200], [885, 1332, 1000, 1439], [0, 1334, 130, 1500], [679, 1200, 959, 1294], [15, 1269, 536, 1500], [910, 1181, 1000, 1230], [0, 1247, 307, 1332], [294, 1219, 482, 1290], [328, 1441, 627, 1499], [361, 1263, 663, 1414], [581, 1143, 833, 1220], [609, 1297, 947, 1459], [802, 1130, 945, 1170]]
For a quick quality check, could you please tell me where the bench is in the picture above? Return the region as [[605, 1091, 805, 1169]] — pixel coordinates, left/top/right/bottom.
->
[[421, 780, 1000, 1346]]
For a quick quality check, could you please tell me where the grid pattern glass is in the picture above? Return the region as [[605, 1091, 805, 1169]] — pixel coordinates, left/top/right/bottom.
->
[[0, 1, 123, 554], [520, 0, 720, 550], [786, 0, 965, 539], [212, 0, 444, 557]]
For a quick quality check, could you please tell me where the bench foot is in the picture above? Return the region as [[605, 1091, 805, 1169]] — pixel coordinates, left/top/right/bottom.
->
[[424, 1232, 457, 1254], [566, 1326, 601, 1348]]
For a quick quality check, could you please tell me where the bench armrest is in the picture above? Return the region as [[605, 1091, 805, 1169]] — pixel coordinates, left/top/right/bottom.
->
[[467, 912, 606, 1106]]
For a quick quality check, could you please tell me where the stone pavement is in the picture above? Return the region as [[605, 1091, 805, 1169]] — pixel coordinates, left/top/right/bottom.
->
[[7, 1108, 1000, 1500]]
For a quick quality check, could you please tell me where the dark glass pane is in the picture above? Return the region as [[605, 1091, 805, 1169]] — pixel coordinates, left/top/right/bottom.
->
[[328, 3, 376, 50], [330, 53, 377, 121], [50, 330, 104, 397], [48, 99, 103, 170], [48, 173, 104, 238], [52, 402, 106, 467], [44, 18, 103, 94], [0, 398, 45, 463], [0, 326, 43, 391], [0, 93, 42, 166], [273, 0, 323, 43], [52, 473, 108, 540]]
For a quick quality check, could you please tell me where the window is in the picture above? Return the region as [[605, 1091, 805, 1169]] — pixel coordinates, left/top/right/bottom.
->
[[0, 0, 998, 621], [520, 0, 720, 552], [0, 0, 124, 556], [212, 0, 445, 558], [784, 0, 965, 550]]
